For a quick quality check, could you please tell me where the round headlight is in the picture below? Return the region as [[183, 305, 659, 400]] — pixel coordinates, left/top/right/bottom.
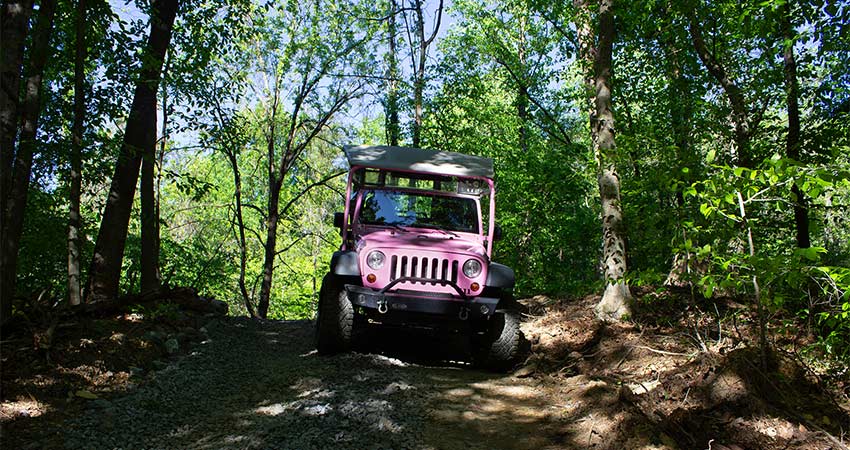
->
[[366, 251, 385, 270], [462, 259, 482, 278]]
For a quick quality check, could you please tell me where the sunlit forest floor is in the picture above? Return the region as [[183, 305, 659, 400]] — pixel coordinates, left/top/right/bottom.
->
[[2, 290, 848, 449]]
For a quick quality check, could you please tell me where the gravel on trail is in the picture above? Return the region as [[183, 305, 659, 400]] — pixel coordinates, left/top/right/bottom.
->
[[51, 318, 551, 450], [15, 296, 842, 450]]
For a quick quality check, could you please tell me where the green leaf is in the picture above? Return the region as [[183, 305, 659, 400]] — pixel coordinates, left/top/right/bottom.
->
[[75, 390, 99, 399], [795, 246, 826, 261], [706, 149, 716, 163]]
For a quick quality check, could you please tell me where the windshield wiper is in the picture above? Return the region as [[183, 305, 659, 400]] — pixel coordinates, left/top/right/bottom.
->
[[385, 222, 411, 232], [420, 224, 459, 237]]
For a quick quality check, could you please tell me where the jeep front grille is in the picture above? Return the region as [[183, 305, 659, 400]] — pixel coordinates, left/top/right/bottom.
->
[[389, 255, 458, 285]]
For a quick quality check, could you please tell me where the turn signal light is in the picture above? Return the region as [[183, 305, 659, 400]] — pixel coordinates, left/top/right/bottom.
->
[[366, 273, 377, 283], [470, 282, 480, 292]]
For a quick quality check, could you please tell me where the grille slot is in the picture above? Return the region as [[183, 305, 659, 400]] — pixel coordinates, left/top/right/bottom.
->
[[387, 253, 453, 285], [430, 258, 438, 282], [451, 260, 459, 283]]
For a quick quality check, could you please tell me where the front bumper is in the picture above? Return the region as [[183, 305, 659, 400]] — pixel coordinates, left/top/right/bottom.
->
[[345, 284, 499, 319]]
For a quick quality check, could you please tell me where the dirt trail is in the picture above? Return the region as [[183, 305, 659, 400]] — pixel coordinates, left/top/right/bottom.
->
[[2, 294, 848, 449]]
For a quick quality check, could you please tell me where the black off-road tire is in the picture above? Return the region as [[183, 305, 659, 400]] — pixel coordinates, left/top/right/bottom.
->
[[475, 310, 522, 371], [315, 274, 354, 355]]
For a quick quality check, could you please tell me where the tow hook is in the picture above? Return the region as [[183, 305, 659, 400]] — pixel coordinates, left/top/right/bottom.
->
[[458, 307, 469, 321], [377, 300, 388, 314]]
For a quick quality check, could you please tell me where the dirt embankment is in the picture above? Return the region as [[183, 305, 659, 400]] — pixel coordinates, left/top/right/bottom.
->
[[2, 292, 848, 449]]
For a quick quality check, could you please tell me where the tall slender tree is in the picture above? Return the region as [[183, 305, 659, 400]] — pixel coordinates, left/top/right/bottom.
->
[[576, 0, 632, 321], [1, 0, 57, 323], [0, 0, 35, 325], [68, 0, 87, 306], [385, 0, 401, 146], [253, 0, 376, 318], [0, 0, 34, 215], [404, 0, 443, 147], [214, 110, 256, 317], [687, 6, 759, 168], [86, 0, 178, 301], [780, 0, 809, 249], [140, 55, 168, 293]]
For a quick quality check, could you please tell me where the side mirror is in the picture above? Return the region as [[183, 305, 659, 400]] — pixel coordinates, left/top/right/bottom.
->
[[493, 224, 503, 241], [333, 212, 345, 229]]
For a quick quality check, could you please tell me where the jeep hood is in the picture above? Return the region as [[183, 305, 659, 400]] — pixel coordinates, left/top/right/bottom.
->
[[357, 229, 487, 258]]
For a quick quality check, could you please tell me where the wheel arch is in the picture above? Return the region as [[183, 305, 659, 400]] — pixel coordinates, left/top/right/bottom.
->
[[330, 251, 360, 277]]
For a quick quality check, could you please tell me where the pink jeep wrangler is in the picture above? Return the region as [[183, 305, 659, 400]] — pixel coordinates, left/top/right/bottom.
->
[[316, 145, 522, 369]]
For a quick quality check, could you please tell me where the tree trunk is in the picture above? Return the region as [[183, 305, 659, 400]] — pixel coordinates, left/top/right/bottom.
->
[[661, 10, 698, 283], [85, 0, 178, 302], [140, 153, 160, 291], [258, 183, 279, 318], [687, 11, 752, 167], [517, 16, 528, 154], [0, 0, 34, 225], [227, 149, 255, 317], [781, 0, 810, 249], [141, 57, 168, 293], [68, 0, 87, 307], [664, 23, 693, 204], [386, 0, 400, 146], [577, 0, 632, 321], [1, 0, 56, 325], [257, 89, 280, 319], [0, 0, 35, 326], [409, 0, 442, 147], [412, 0, 425, 147]]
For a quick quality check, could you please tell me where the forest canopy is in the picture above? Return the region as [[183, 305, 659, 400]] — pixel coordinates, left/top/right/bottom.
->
[[1, 0, 849, 359]]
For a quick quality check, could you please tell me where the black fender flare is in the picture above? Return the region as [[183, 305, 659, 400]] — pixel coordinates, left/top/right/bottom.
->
[[485, 262, 515, 289], [330, 251, 360, 277]]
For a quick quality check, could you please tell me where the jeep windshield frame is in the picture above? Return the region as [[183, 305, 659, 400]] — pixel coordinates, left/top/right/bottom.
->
[[340, 145, 497, 257], [356, 188, 482, 234]]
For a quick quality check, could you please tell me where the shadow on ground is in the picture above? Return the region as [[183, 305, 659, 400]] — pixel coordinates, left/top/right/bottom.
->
[[5, 302, 847, 450]]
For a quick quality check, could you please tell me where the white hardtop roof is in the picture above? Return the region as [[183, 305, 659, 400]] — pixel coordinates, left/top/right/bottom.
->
[[344, 145, 495, 179]]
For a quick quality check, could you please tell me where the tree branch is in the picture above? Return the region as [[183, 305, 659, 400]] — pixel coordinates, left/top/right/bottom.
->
[[279, 171, 346, 217]]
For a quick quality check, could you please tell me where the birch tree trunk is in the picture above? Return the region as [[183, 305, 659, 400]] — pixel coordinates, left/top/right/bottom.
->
[[576, 0, 632, 321], [86, 0, 178, 301]]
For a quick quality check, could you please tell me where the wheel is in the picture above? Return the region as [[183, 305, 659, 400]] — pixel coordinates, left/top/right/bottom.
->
[[315, 274, 354, 355], [474, 310, 522, 371]]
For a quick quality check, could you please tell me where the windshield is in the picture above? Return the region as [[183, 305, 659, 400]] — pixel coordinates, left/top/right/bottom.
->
[[358, 189, 479, 233]]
